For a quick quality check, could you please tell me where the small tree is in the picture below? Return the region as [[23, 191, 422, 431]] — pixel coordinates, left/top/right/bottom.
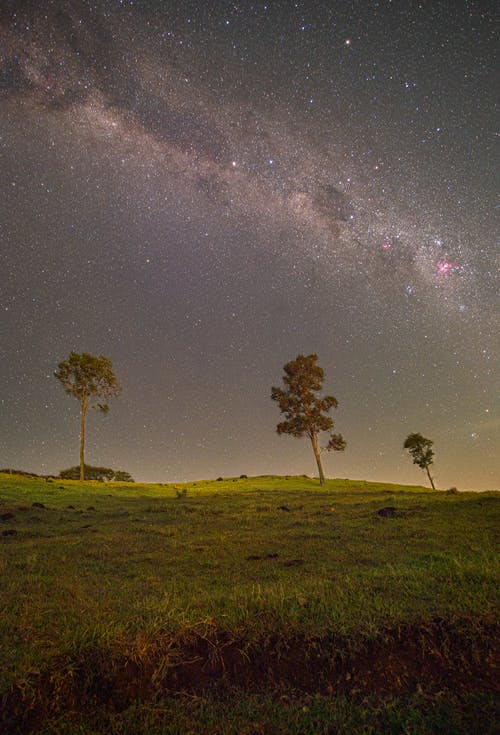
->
[[271, 354, 346, 485], [55, 352, 120, 481], [403, 432, 435, 489], [113, 470, 134, 482]]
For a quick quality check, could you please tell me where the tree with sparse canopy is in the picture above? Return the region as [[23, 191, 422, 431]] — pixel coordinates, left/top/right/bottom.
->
[[271, 354, 346, 485], [55, 352, 120, 481], [403, 432, 436, 489]]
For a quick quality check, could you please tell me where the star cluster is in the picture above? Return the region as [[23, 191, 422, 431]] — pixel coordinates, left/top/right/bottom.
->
[[0, 1, 498, 489]]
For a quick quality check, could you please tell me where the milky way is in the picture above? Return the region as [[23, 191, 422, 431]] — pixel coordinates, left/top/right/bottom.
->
[[0, 1, 498, 489]]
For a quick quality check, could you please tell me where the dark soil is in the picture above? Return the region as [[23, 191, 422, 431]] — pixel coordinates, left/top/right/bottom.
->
[[1, 619, 497, 734], [376, 506, 397, 517]]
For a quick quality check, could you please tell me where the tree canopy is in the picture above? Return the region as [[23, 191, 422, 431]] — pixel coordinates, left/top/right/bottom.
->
[[55, 352, 120, 408]]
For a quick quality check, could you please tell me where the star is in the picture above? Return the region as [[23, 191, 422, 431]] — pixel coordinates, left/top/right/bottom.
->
[[0, 0, 496, 491]]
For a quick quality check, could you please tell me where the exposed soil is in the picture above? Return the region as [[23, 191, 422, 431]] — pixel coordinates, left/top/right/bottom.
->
[[1, 619, 498, 734]]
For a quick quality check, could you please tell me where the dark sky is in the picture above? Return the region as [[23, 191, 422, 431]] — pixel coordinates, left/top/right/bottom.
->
[[0, 0, 498, 489]]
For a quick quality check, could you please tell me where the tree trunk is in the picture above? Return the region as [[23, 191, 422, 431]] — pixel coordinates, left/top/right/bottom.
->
[[80, 400, 87, 481], [426, 466, 435, 490], [310, 433, 326, 486]]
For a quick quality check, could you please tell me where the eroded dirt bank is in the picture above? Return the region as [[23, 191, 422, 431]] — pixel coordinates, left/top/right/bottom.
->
[[1, 619, 498, 734]]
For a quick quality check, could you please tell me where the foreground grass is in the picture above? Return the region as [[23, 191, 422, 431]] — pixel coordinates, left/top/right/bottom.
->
[[0, 473, 498, 733], [30, 693, 499, 735]]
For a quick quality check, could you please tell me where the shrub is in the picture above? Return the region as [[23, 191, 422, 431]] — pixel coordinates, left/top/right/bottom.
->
[[59, 465, 134, 482]]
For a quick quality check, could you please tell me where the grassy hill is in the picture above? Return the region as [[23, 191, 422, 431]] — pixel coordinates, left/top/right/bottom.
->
[[0, 473, 498, 734]]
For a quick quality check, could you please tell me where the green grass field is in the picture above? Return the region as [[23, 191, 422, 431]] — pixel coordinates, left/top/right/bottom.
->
[[0, 473, 498, 734]]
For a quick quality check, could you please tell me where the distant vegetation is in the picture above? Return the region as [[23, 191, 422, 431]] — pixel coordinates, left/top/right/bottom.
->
[[59, 465, 134, 482], [6, 352, 445, 488], [0, 468, 44, 479]]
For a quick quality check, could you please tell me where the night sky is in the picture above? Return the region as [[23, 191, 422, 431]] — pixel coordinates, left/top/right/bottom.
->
[[1, 0, 498, 490]]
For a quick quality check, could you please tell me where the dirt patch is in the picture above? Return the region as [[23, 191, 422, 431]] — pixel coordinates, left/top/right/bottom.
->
[[1, 619, 498, 734], [376, 506, 397, 517]]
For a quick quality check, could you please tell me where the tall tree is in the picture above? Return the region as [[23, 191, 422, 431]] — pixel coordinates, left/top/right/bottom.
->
[[55, 352, 120, 481], [271, 354, 346, 485], [403, 432, 436, 489]]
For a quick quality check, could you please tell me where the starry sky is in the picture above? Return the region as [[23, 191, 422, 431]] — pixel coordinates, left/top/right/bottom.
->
[[0, 0, 498, 490]]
